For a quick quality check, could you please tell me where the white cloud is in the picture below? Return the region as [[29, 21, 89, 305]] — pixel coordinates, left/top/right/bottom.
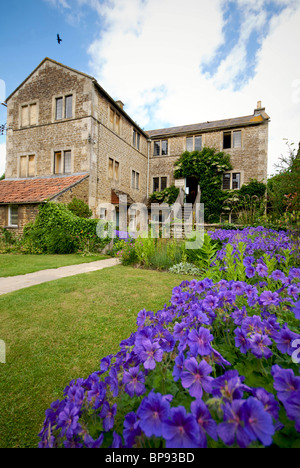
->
[[0, 143, 6, 176]]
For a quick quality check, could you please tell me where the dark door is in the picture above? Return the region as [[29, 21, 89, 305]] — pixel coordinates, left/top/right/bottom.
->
[[186, 176, 199, 204]]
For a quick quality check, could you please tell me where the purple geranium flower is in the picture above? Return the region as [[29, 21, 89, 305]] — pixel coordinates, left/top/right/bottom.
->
[[249, 333, 273, 359], [218, 400, 252, 448], [122, 365, 146, 397], [241, 397, 275, 446], [259, 290, 280, 307], [231, 281, 246, 296], [137, 391, 170, 438], [270, 270, 286, 283], [256, 263, 268, 277], [162, 406, 200, 448], [245, 265, 256, 278], [272, 327, 300, 356], [123, 412, 141, 448], [212, 370, 250, 401], [139, 339, 164, 370], [252, 388, 280, 420], [173, 352, 185, 382], [271, 365, 300, 403], [234, 328, 250, 354], [292, 300, 300, 320], [57, 404, 81, 440], [190, 400, 218, 448], [187, 327, 214, 356], [284, 391, 300, 432], [181, 358, 213, 399]]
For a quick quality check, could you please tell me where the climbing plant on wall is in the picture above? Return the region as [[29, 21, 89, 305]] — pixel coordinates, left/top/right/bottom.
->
[[174, 147, 232, 222]]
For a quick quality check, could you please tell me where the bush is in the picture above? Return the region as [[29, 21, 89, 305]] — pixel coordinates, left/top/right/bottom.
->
[[67, 198, 92, 219], [23, 202, 110, 254]]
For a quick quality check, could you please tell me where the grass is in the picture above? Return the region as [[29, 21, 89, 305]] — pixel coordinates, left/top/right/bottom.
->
[[0, 265, 195, 448], [0, 253, 108, 277]]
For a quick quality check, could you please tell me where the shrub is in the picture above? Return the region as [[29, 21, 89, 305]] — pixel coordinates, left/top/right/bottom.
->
[[67, 198, 92, 219], [23, 202, 110, 254]]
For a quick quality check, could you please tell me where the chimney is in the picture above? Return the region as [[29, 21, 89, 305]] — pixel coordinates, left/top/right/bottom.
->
[[254, 100, 265, 116], [116, 100, 124, 110]]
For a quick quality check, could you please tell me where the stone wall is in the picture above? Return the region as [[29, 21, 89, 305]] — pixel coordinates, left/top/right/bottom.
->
[[0, 204, 39, 235]]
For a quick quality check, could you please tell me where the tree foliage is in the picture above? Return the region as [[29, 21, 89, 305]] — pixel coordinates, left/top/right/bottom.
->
[[174, 147, 232, 222]]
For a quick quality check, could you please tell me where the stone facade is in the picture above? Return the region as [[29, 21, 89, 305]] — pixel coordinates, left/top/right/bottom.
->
[[1, 58, 270, 231]]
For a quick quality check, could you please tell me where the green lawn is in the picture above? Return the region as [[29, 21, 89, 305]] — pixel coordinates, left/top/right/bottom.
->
[[0, 265, 194, 448], [0, 253, 108, 277]]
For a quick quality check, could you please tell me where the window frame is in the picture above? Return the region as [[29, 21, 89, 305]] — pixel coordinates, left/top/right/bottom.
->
[[20, 102, 38, 128], [19, 154, 36, 178], [186, 135, 202, 152], [152, 176, 168, 192], [54, 150, 72, 175], [133, 129, 141, 150], [54, 94, 74, 122], [222, 172, 241, 190], [223, 129, 242, 149], [8, 205, 18, 228], [108, 157, 120, 181], [131, 170, 140, 190], [153, 139, 168, 156], [109, 107, 121, 134]]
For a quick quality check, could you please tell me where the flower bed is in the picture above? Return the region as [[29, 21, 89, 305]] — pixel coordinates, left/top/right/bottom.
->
[[38, 227, 300, 448]]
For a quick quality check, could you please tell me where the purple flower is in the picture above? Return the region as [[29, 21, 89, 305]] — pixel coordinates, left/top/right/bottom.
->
[[99, 402, 117, 432], [245, 265, 256, 278], [231, 281, 246, 296], [137, 392, 170, 437], [259, 290, 280, 307], [181, 358, 213, 399], [123, 412, 141, 448], [83, 433, 104, 448], [256, 263, 268, 277], [270, 270, 286, 283], [289, 268, 300, 279], [249, 334, 273, 359], [122, 366, 146, 397], [241, 397, 275, 446], [212, 370, 250, 401], [173, 352, 185, 382], [234, 328, 250, 354], [218, 400, 252, 448], [272, 327, 300, 356], [136, 309, 147, 326], [271, 365, 300, 403], [252, 388, 280, 420], [284, 391, 300, 432], [140, 339, 164, 370], [243, 256, 255, 267], [162, 406, 200, 448], [292, 300, 300, 320], [190, 400, 218, 448], [100, 356, 111, 372], [57, 405, 81, 440], [202, 294, 218, 311], [187, 327, 214, 356]]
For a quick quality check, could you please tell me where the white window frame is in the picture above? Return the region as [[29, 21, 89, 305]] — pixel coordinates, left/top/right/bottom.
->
[[8, 205, 18, 228]]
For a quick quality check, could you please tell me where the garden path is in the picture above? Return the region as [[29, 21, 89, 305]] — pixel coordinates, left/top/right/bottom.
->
[[0, 258, 120, 295]]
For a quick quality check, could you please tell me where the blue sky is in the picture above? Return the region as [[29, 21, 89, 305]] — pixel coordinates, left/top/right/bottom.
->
[[1, 0, 300, 176]]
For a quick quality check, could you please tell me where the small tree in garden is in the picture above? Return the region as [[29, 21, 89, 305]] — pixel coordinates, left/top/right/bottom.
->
[[174, 147, 232, 223], [67, 198, 92, 219], [267, 141, 300, 216]]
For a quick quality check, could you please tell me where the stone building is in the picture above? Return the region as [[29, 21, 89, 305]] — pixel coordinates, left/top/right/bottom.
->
[[0, 57, 270, 232]]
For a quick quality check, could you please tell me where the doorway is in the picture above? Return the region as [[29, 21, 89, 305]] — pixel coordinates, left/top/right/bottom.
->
[[185, 176, 199, 204]]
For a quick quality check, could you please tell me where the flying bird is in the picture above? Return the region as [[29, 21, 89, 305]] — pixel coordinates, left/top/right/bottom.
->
[[57, 34, 62, 44]]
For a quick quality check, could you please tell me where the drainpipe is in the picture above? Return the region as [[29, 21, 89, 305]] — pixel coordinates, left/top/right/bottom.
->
[[146, 139, 151, 198]]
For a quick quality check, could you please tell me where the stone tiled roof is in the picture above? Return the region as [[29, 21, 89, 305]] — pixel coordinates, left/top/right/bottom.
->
[[0, 174, 89, 204], [147, 113, 270, 138]]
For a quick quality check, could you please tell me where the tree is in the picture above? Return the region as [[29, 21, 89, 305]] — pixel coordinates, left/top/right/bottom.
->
[[67, 198, 92, 219], [0, 173, 5, 180], [174, 147, 232, 223], [267, 141, 300, 215]]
